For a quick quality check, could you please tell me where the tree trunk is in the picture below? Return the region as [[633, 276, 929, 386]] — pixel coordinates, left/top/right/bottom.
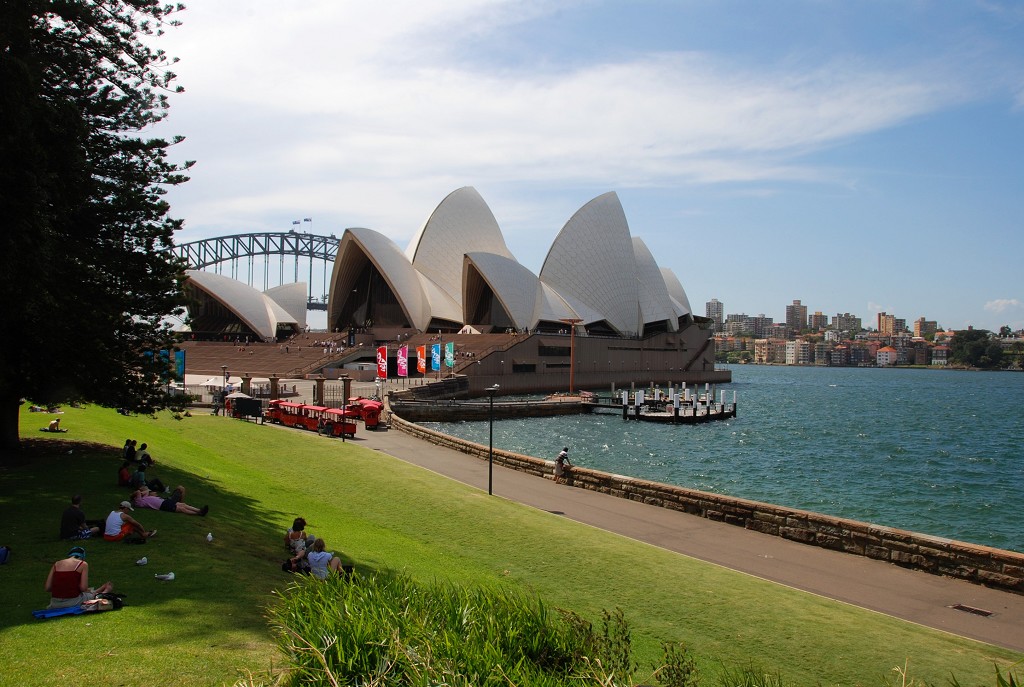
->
[[0, 396, 23, 458]]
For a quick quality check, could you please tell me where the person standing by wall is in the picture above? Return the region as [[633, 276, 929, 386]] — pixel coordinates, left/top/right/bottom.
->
[[554, 447, 572, 484]]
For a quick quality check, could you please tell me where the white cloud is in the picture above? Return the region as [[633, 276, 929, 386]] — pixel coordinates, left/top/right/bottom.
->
[[984, 298, 1023, 313], [159, 0, 984, 242]]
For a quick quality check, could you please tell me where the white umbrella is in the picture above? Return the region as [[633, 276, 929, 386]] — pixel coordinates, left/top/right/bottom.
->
[[224, 391, 251, 399]]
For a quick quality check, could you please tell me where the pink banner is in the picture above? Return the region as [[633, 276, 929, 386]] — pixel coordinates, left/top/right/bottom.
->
[[397, 345, 408, 377], [417, 345, 426, 373], [376, 346, 387, 378]]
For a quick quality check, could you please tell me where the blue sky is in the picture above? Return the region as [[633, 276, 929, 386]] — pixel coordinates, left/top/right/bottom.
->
[[158, 1, 1024, 332]]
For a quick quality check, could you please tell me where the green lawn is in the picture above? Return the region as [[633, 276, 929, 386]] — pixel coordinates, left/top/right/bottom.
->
[[1, 405, 1020, 686]]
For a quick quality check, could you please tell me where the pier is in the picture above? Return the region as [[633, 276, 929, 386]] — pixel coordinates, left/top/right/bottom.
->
[[388, 388, 736, 424]]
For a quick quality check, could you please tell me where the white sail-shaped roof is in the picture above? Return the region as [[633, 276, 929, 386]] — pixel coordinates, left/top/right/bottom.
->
[[405, 187, 514, 306], [416, 272, 463, 326], [633, 238, 678, 332], [539, 192, 639, 335], [661, 267, 693, 318], [329, 228, 429, 331], [324, 187, 702, 338], [185, 270, 294, 340], [533, 282, 581, 325], [265, 282, 308, 330], [463, 252, 539, 332]]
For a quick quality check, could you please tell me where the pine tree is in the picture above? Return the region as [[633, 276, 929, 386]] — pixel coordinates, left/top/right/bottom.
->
[[0, 1, 192, 453]]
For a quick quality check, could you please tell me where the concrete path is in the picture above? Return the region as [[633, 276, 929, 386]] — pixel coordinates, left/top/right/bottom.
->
[[350, 425, 1024, 653]]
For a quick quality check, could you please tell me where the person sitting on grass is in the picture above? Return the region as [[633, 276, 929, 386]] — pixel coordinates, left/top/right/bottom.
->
[[128, 463, 165, 493], [45, 546, 114, 609], [103, 501, 156, 542], [46, 418, 66, 432], [59, 495, 101, 540], [117, 460, 132, 487], [131, 485, 208, 516], [306, 538, 347, 579], [283, 517, 315, 572]]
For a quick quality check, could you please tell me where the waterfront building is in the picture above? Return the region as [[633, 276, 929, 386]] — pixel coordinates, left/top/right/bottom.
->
[[754, 338, 787, 364], [932, 345, 949, 366], [324, 187, 723, 393], [785, 299, 808, 334], [785, 339, 813, 365], [813, 340, 830, 365], [876, 345, 897, 366]]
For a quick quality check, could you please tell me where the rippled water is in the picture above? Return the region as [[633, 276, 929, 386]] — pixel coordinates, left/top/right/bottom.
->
[[420, 366, 1024, 552]]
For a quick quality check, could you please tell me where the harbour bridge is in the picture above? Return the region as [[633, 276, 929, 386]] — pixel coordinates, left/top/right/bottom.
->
[[173, 230, 340, 311]]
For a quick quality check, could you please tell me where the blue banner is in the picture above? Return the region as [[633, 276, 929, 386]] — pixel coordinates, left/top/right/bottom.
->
[[431, 343, 441, 371]]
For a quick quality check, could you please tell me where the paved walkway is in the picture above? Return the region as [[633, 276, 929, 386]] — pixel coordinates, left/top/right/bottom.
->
[[351, 424, 1024, 653]]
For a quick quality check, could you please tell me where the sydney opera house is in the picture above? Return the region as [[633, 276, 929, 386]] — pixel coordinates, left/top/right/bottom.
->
[[182, 187, 726, 393]]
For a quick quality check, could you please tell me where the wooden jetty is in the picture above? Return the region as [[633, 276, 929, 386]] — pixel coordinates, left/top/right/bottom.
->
[[389, 391, 735, 425]]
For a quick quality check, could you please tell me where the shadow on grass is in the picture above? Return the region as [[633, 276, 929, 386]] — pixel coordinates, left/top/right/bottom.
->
[[0, 436, 298, 642]]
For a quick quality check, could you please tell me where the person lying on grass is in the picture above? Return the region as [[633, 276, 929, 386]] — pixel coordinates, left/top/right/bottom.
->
[[45, 546, 113, 609], [103, 501, 157, 541], [131, 486, 208, 516]]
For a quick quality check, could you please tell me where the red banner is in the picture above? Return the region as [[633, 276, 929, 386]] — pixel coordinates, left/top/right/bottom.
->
[[376, 346, 387, 378], [416, 345, 426, 373]]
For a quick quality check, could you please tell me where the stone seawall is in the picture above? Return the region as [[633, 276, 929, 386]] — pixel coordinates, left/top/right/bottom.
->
[[392, 415, 1024, 594]]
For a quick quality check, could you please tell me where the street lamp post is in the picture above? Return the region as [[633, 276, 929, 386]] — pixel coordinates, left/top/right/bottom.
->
[[486, 384, 499, 495]]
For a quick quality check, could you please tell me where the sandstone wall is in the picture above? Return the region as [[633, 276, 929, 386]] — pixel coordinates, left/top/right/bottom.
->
[[392, 415, 1024, 594]]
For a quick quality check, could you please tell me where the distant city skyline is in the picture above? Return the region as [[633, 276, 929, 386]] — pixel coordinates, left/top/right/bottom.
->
[[705, 297, 972, 334], [157, 2, 1023, 333]]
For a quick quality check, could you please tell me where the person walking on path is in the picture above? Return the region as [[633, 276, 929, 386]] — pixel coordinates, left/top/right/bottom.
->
[[554, 447, 572, 484]]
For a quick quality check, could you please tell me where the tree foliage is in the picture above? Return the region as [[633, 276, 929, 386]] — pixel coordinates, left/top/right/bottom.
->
[[948, 329, 1003, 369], [0, 1, 192, 452]]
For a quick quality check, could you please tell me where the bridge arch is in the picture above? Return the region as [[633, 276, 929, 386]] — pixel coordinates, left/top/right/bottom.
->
[[173, 231, 340, 310]]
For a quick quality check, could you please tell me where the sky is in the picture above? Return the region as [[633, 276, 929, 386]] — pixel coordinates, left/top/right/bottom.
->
[[155, 1, 1024, 332]]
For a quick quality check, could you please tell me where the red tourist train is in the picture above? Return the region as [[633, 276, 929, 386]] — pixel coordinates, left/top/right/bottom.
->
[[265, 397, 384, 437]]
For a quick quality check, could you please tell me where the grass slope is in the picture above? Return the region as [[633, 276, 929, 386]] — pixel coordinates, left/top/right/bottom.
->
[[0, 406, 1020, 686]]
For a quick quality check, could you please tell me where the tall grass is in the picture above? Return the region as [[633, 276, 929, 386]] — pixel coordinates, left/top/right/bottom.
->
[[268, 571, 630, 686]]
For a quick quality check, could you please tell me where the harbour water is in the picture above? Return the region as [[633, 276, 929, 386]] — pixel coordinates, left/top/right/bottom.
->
[[420, 365, 1024, 553]]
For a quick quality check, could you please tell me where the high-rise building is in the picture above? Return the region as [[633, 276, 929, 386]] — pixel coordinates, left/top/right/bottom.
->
[[705, 298, 724, 332], [809, 311, 828, 332], [878, 312, 896, 336], [785, 300, 808, 334], [914, 317, 938, 338], [832, 313, 862, 333]]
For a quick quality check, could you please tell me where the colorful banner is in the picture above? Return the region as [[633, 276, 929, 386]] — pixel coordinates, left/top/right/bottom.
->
[[416, 345, 426, 374], [431, 343, 441, 371], [397, 345, 408, 377], [376, 346, 387, 378], [444, 341, 454, 368]]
